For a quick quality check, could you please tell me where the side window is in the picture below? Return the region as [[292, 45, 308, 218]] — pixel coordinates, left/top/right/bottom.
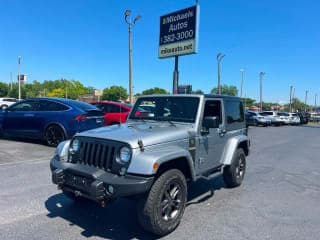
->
[[109, 104, 122, 113], [203, 100, 222, 124], [38, 100, 69, 111], [121, 107, 129, 113], [9, 101, 38, 112], [225, 100, 244, 130]]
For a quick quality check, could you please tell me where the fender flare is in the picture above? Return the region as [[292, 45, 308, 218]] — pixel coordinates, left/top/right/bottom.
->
[[220, 135, 250, 165], [127, 146, 196, 180]]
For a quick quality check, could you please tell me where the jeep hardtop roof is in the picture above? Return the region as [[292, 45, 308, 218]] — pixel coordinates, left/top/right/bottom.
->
[[138, 94, 241, 101]]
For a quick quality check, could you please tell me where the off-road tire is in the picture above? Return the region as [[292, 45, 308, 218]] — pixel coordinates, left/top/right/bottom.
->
[[137, 169, 187, 236], [223, 148, 246, 188], [45, 124, 66, 147]]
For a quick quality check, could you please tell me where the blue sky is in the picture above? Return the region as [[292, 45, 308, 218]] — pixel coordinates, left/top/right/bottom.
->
[[0, 0, 319, 104]]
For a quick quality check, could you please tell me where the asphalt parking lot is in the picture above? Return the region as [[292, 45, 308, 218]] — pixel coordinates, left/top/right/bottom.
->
[[0, 125, 320, 240]]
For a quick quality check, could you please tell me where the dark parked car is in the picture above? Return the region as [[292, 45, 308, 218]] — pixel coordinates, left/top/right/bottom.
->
[[296, 111, 309, 124], [0, 98, 104, 146]]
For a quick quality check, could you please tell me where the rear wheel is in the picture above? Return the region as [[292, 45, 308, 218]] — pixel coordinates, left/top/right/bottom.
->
[[223, 148, 246, 188], [45, 125, 66, 147], [137, 169, 187, 236]]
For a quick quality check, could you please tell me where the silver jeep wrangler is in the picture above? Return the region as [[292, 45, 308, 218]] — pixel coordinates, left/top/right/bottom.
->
[[50, 94, 249, 236]]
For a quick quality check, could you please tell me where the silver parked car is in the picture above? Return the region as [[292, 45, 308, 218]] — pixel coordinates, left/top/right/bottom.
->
[[288, 112, 300, 125], [245, 110, 271, 126], [260, 111, 284, 126], [50, 94, 250, 236], [277, 112, 291, 125], [0, 97, 17, 109]]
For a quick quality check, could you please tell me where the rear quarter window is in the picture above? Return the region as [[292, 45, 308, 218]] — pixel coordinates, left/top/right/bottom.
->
[[225, 100, 244, 131]]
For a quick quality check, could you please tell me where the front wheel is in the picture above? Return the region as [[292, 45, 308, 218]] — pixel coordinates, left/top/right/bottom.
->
[[223, 148, 246, 188], [45, 125, 66, 147], [137, 169, 187, 236]]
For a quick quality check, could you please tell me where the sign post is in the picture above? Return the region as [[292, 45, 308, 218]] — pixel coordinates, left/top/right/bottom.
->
[[159, 5, 199, 94]]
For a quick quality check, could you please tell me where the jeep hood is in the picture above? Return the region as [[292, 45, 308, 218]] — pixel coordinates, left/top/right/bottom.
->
[[77, 122, 194, 148]]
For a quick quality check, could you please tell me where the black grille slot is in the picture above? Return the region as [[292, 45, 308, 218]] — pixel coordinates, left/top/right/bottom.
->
[[71, 138, 120, 172]]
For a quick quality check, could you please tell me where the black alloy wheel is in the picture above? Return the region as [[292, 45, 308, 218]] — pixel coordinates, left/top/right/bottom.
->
[[160, 179, 184, 221], [45, 125, 66, 147], [223, 148, 246, 188], [137, 169, 187, 236]]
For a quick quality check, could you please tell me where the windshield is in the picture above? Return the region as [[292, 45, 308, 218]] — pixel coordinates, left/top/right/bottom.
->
[[129, 96, 200, 123]]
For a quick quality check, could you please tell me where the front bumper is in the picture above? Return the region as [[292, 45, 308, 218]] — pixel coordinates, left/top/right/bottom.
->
[[50, 157, 154, 202]]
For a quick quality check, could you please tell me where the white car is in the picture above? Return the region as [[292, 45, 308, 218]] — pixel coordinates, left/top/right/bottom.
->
[[277, 112, 291, 125], [288, 112, 300, 125], [0, 97, 17, 109], [260, 111, 285, 126]]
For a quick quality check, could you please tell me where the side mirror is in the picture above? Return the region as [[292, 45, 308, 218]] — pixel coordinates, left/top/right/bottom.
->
[[202, 116, 219, 129]]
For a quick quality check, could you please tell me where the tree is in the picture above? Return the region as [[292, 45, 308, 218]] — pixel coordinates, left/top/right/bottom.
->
[[192, 89, 204, 94], [47, 88, 66, 98], [7, 84, 27, 99], [284, 97, 311, 112], [243, 97, 256, 107], [210, 84, 238, 96], [102, 85, 128, 101], [0, 82, 9, 96], [141, 87, 169, 95]]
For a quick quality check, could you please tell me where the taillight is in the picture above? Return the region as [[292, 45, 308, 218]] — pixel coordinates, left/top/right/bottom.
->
[[74, 114, 87, 121]]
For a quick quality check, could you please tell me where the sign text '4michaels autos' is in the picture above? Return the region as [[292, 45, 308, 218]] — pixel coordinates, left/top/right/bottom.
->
[[159, 5, 199, 58]]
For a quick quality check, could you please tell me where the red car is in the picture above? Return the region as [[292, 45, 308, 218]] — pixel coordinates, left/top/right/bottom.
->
[[91, 101, 132, 125]]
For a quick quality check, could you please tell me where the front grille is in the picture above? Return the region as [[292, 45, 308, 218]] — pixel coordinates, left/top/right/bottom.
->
[[70, 137, 119, 171]]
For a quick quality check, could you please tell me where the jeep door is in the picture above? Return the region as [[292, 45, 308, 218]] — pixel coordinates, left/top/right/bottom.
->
[[197, 99, 227, 173], [198, 99, 228, 173]]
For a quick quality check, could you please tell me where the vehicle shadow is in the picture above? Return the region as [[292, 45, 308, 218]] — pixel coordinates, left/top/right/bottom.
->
[[1, 135, 45, 145], [45, 176, 225, 239]]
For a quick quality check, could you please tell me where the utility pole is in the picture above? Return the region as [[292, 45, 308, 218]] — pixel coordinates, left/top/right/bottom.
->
[[18, 56, 21, 100], [10, 72, 13, 90], [289, 85, 293, 112], [240, 69, 244, 98], [125, 10, 141, 104], [259, 72, 265, 112], [304, 90, 308, 112], [217, 53, 225, 94], [173, 56, 179, 94]]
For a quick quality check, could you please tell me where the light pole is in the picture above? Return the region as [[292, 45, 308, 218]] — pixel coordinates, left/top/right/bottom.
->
[[259, 72, 265, 111], [240, 68, 244, 98], [289, 85, 293, 112], [304, 90, 308, 112], [217, 53, 225, 94], [125, 10, 141, 104], [315, 93, 317, 112], [18, 56, 22, 100]]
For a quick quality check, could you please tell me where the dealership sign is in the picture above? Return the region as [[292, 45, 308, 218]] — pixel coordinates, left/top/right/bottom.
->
[[159, 5, 199, 58]]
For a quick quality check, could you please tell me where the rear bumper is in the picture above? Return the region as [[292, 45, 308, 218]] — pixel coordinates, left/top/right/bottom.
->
[[50, 157, 154, 202]]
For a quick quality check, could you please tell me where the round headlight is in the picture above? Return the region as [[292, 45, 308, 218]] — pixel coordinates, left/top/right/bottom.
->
[[70, 139, 80, 153], [119, 146, 131, 163]]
